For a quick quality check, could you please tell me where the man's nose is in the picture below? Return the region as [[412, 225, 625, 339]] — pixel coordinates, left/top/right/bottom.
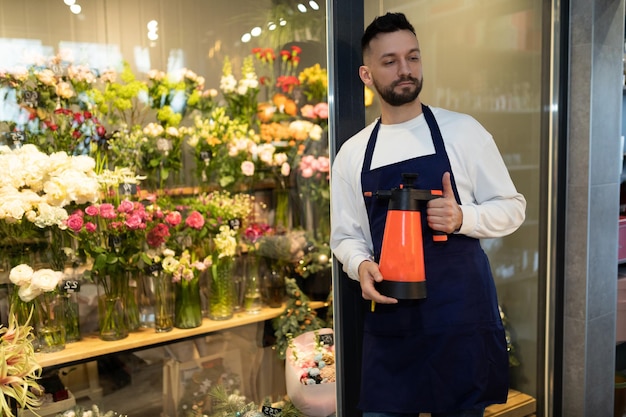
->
[[398, 59, 412, 76]]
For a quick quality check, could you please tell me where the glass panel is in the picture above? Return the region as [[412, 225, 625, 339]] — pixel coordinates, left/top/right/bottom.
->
[[364, 1, 543, 397], [0, 1, 330, 415]]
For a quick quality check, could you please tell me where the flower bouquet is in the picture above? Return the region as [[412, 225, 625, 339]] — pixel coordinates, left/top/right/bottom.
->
[[285, 328, 336, 417], [9, 264, 66, 352]]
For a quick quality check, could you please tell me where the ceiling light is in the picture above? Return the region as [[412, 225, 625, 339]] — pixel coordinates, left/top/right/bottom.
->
[[147, 20, 158, 30], [147, 32, 159, 41], [63, 0, 75, 5], [267, 22, 277, 31], [250, 27, 262, 37], [70, 4, 81, 14], [279, 18, 287, 26], [309, 1, 320, 10], [241, 33, 252, 43], [297, 3, 307, 13]]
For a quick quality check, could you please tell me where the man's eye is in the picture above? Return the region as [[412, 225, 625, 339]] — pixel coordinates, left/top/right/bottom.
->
[[383, 61, 394, 65]]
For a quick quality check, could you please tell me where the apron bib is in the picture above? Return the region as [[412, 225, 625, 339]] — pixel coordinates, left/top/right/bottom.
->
[[358, 104, 508, 413]]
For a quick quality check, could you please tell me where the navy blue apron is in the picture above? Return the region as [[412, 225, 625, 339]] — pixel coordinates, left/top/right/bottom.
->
[[359, 104, 508, 414]]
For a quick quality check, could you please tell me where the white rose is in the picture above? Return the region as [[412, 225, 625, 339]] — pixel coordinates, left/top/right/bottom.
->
[[10, 264, 34, 286], [18, 285, 41, 303], [31, 269, 63, 292]]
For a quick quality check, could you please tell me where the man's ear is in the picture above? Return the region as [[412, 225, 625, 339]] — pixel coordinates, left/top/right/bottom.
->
[[359, 65, 372, 85]]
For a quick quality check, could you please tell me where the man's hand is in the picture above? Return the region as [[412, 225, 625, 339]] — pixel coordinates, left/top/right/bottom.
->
[[358, 260, 398, 304], [427, 172, 463, 234]]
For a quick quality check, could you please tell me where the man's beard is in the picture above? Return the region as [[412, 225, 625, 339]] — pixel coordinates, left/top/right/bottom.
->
[[373, 75, 422, 106]]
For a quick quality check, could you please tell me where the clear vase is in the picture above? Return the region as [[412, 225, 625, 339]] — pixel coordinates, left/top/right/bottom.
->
[[95, 270, 129, 341], [126, 273, 141, 331], [34, 291, 66, 353], [261, 258, 287, 308], [208, 257, 235, 321], [244, 255, 262, 314], [59, 281, 81, 343], [174, 275, 202, 329], [154, 271, 174, 333]]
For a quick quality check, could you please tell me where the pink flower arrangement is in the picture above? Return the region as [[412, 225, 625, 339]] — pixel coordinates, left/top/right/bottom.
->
[[65, 199, 151, 273]]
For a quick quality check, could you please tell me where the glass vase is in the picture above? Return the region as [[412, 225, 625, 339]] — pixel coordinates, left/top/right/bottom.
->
[[34, 291, 66, 353], [208, 257, 235, 321], [261, 258, 287, 308], [154, 271, 174, 333], [95, 270, 129, 341], [126, 273, 141, 331], [244, 255, 262, 314], [174, 275, 202, 329], [59, 280, 81, 343]]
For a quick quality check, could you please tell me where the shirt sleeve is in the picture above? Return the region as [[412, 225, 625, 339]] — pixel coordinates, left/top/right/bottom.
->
[[329, 143, 375, 282]]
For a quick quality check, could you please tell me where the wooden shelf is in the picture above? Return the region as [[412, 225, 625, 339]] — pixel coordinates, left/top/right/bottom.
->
[[35, 300, 328, 368], [36, 306, 286, 368]]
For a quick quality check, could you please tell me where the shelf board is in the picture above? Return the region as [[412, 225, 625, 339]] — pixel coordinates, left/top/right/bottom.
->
[[35, 301, 328, 368], [37, 306, 285, 367]]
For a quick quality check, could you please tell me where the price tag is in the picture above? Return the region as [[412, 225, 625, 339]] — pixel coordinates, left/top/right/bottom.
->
[[261, 405, 282, 417], [6, 131, 25, 144], [22, 90, 38, 107], [109, 235, 123, 250], [62, 280, 81, 293], [119, 183, 137, 196], [228, 218, 241, 231], [200, 150, 212, 161], [145, 263, 163, 274], [319, 333, 334, 347]]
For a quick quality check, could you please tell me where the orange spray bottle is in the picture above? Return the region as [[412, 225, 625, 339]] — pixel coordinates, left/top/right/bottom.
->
[[366, 173, 447, 300]]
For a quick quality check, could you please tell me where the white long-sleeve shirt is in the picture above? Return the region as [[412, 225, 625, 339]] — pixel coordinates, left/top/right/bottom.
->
[[330, 106, 527, 281]]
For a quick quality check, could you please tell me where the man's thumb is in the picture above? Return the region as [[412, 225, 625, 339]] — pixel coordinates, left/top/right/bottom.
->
[[442, 172, 454, 197]]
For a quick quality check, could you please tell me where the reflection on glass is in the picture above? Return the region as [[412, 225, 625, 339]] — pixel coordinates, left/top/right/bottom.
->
[[365, 0, 542, 397]]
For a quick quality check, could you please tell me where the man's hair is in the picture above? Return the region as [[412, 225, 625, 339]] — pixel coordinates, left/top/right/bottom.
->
[[361, 12, 416, 57]]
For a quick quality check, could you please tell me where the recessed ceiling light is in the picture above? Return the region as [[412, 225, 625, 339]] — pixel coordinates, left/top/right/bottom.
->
[[297, 3, 307, 13], [70, 4, 81, 14], [63, 0, 76, 5], [241, 33, 252, 43], [147, 20, 158, 30], [251, 27, 262, 37], [309, 1, 319, 10]]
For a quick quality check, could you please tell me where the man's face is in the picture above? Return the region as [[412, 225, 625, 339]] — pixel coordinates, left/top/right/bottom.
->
[[360, 30, 423, 107]]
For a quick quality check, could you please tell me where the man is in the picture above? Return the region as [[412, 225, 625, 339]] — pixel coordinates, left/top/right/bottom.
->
[[330, 12, 526, 417]]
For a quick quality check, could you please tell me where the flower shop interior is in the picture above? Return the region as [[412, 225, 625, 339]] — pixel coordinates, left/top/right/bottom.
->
[[1, 0, 601, 416]]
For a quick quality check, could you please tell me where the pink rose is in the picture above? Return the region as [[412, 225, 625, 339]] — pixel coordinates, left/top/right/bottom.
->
[[85, 222, 97, 232], [85, 205, 99, 216], [125, 214, 144, 230], [99, 203, 116, 219], [66, 213, 84, 232], [300, 167, 314, 178], [314, 102, 329, 119], [117, 200, 134, 213], [165, 211, 182, 226], [185, 211, 205, 230], [317, 156, 330, 173]]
